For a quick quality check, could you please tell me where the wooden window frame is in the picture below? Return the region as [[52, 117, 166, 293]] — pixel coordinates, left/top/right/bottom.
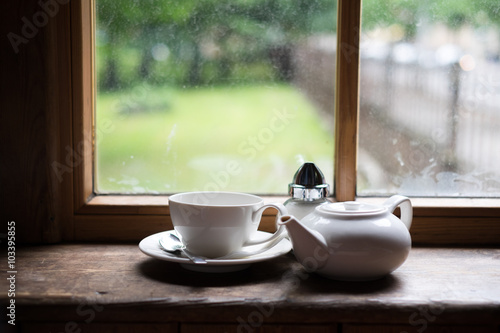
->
[[59, 0, 500, 244]]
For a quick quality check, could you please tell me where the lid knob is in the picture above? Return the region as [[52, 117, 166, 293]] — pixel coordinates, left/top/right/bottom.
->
[[289, 162, 329, 200]]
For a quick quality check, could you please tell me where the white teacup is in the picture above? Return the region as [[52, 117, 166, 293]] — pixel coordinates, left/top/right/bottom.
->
[[168, 191, 287, 258]]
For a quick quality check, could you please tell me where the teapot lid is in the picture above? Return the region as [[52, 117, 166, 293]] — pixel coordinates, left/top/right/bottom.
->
[[288, 162, 329, 201], [319, 201, 385, 215]]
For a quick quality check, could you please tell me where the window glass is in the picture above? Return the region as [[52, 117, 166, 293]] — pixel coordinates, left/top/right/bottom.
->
[[95, 0, 337, 194], [358, 0, 500, 196]]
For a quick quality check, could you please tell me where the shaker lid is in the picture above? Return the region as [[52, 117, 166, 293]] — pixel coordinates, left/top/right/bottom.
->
[[289, 162, 329, 200], [320, 201, 385, 215]]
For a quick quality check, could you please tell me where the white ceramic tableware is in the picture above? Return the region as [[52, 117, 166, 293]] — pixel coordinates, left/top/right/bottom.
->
[[158, 233, 207, 264], [278, 195, 412, 281], [139, 230, 292, 273], [169, 191, 287, 258]]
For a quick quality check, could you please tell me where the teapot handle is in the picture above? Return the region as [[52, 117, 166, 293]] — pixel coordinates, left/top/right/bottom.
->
[[383, 195, 412, 230]]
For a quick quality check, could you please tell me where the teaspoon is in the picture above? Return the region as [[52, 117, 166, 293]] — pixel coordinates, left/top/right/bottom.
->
[[162, 231, 285, 261], [159, 233, 207, 264]]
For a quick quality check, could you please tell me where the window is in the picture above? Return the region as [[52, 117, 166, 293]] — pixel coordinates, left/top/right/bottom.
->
[[66, 0, 500, 244], [359, 0, 500, 197], [94, 0, 336, 194]]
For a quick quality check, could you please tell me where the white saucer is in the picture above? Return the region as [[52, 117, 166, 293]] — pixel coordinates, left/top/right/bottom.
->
[[139, 230, 292, 273]]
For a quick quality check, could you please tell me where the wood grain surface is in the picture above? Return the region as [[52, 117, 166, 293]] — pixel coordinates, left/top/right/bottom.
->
[[1, 246, 499, 331], [334, 0, 362, 202], [3, 0, 499, 249]]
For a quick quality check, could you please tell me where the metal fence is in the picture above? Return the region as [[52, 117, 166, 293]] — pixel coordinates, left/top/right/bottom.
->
[[361, 57, 500, 178], [293, 36, 500, 195]]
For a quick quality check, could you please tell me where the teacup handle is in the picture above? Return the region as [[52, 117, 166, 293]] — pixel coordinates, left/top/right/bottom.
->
[[243, 203, 287, 247], [383, 195, 413, 230]]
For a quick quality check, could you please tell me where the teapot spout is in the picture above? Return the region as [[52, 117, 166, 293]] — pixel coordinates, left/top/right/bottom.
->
[[278, 215, 330, 270]]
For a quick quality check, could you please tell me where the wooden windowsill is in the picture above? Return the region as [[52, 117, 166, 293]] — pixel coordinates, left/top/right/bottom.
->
[[3, 245, 499, 330], [79, 195, 500, 216], [71, 195, 500, 245]]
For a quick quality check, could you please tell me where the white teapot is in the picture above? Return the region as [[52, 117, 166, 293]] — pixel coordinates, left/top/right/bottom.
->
[[278, 195, 412, 281]]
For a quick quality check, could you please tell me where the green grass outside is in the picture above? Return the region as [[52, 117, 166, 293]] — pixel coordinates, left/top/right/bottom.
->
[[96, 84, 333, 194]]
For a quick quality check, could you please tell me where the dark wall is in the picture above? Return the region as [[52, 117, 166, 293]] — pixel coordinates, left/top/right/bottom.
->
[[1, 1, 67, 244]]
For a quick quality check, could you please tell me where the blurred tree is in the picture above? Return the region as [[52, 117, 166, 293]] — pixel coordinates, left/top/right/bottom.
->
[[97, 0, 130, 90], [97, 0, 336, 89], [362, 0, 500, 40], [97, 0, 196, 88], [97, 0, 500, 90], [362, 0, 423, 40]]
